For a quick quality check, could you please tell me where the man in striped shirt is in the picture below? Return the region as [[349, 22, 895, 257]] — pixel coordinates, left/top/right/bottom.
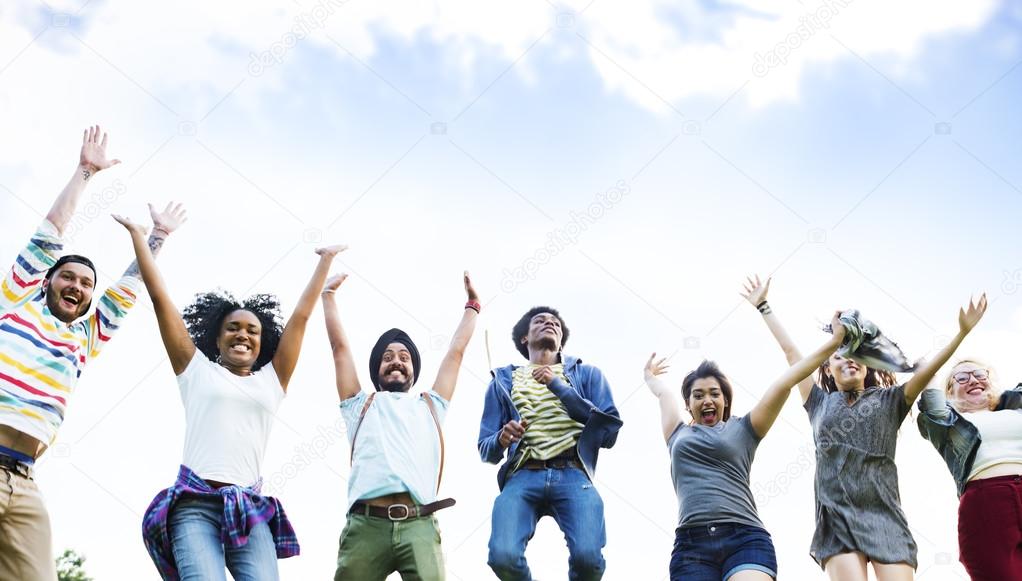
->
[[0, 126, 181, 581], [479, 306, 623, 581]]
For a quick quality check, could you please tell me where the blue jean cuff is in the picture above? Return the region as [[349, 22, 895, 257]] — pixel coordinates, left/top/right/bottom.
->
[[723, 562, 776, 580]]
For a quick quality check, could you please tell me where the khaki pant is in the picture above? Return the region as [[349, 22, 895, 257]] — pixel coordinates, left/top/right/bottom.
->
[[0, 464, 57, 581], [334, 513, 445, 581]]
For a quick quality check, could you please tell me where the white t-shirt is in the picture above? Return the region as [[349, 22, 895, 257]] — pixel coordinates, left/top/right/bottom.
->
[[178, 352, 285, 486], [968, 409, 1022, 480], [340, 390, 448, 510]]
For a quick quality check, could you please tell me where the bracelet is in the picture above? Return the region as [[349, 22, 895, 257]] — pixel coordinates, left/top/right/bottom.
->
[[465, 299, 481, 313], [322, 289, 337, 295], [152, 227, 171, 237], [756, 300, 772, 315]]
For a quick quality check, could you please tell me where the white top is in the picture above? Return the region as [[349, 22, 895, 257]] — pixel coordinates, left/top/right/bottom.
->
[[967, 409, 1022, 480], [178, 352, 285, 486], [340, 390, 448, 510]]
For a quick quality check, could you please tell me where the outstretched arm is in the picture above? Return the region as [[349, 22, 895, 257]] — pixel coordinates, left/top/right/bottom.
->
[[273, 245, 347, 391], [742, 274, 814, 403], [903, 294, 987, 406], [322, 274, 362, 401], [432, 272, 480, 401], [748, 312, 845, 438], [47, 126, 121, 234], [644, 353, 683, 443], [111, 203, 192, 374]]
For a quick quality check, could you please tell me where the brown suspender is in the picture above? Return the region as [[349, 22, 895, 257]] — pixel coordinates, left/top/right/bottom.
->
[[349, 392, 446, 493]]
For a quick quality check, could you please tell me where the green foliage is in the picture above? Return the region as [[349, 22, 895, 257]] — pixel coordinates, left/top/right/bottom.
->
[[56, 549, 92, 581]]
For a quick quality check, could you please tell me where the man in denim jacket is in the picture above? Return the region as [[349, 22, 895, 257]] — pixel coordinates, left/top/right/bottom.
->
[[478, 306, 622, 581]]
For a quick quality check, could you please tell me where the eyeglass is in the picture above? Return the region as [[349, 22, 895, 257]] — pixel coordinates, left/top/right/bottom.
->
[[952, 369, 989, 384]]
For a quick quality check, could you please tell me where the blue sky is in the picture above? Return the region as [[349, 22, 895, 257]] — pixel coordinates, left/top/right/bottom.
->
[[2, 0, 1021, 579]]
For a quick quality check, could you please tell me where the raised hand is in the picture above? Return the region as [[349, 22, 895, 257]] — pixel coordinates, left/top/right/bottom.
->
[[148, 202, 187, 235], [741, 274, 770, 307], [959, 294, 988, 334], [315, 244, 349, 258], [829, 310, 847, 344], [111, 213, 147, 237], [323, 273, 348, 294], [464, 271, 479, 302], [644, 352, 670, 382], [79, 125, 121, 176]]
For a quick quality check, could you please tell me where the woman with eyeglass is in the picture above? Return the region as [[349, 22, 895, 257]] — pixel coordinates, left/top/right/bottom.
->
[[917, 360, 1022, 579]]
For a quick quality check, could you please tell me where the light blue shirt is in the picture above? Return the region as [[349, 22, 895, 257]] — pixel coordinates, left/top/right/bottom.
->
[[340, 390, 448, 510]]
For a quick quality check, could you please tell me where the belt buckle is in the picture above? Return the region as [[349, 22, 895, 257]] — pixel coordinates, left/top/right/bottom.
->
[[387, 504, 411, 521]]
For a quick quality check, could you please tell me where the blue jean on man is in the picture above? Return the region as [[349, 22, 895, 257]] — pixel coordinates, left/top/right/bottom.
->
[[169, 495, 280, 581], [488, 467, 606, 581]]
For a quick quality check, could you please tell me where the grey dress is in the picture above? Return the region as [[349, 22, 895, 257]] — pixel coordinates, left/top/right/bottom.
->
[[804, 383, 917, 569]]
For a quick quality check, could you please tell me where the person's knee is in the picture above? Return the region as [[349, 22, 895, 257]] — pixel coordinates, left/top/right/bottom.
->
[[569, 547, 605, 576], [487, 546, 526, 575]]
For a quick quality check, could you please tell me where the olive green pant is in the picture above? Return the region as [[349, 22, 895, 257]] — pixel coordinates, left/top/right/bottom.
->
[[334, 513, 445, 581]]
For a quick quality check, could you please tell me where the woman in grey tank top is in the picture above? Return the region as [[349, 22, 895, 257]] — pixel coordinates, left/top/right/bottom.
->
[[645, 312, 846, 580], [742, 275, 987, 581]]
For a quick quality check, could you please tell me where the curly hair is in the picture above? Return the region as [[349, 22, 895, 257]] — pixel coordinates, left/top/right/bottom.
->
[[181, 290, 283, 371], [512, 306, 570, 359]]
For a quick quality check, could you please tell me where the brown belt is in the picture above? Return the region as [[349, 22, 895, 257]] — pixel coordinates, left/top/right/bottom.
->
[[519, 456, 582, 470], [349, 498, 456, 521]]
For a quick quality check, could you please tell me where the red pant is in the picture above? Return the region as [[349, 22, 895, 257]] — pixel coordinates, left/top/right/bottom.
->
[[958, 474, 1022, 580]]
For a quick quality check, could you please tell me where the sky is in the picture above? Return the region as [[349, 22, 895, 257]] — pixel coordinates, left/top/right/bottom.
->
[[2, 0, 1022, 579]]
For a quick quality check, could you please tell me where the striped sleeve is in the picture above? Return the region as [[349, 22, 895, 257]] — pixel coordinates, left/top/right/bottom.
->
[[84, 275, 141, 361], [1, 220, 65, 311]]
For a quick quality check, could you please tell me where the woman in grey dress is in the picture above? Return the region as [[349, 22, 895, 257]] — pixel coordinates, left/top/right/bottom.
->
[[741, 275, 987, 581]]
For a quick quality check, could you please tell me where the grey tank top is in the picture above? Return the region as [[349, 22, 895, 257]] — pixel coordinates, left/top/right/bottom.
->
[[668, 414, 764, 529]]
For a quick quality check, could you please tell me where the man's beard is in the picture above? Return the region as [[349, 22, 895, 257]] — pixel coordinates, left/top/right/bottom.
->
[[532, 335, 559, 353], [379, 378, 412, 393]]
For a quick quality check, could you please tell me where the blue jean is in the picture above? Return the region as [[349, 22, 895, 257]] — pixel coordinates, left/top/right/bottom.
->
[[488, 467, 606, 581], [669, 523, 777, 581], [169, 495, 280, 581]]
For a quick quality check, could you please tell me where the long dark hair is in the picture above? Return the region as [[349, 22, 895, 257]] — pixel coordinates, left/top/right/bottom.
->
[[181, 290, 283, 371], [817, 359, 896, 393]]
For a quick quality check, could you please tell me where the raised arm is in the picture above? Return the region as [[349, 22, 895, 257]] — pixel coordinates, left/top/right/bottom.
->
[[432, 272, 480, 401], [272, 245, 347, 391], [322, 274, 361, 401], [748, 312, 846, 438], [47, 126, 121, 235], [111, 203, 192, 374], [742, 275, 813, 403], [644, 353, 683, 443], [903, 294, 987, 406]]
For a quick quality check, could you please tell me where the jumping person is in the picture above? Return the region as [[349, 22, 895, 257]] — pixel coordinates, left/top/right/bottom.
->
[[645, 310, 846, 581], [742, 275, 986, 581], [325, 271, 480, 581], [917, 359, 1022, 579], [479, 307, 623, 581], [118, 208, 345, 580], [0, 127, 179, 581]]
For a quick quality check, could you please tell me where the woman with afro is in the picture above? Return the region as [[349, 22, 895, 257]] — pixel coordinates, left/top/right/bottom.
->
[[113, 205, 346, 581]]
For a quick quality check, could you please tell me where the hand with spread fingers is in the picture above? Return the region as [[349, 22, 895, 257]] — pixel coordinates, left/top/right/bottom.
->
[[79, 125, 121, 177]]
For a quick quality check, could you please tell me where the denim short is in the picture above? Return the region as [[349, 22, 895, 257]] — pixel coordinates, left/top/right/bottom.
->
[[669, 522, 777, 580]]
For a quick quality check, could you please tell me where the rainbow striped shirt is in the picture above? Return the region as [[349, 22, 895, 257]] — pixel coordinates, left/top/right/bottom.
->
[[0, 220, 139, 447]]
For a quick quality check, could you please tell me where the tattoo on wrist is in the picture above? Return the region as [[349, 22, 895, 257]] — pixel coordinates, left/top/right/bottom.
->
[[82, 167, 93, 181], [756, 300, 772, 315], [123, 232, 167, 277]]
